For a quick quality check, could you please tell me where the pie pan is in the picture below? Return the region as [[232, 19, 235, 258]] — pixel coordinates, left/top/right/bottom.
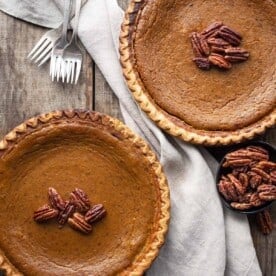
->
[[0, 110, 170, 275], [120, 0, 276, 145]]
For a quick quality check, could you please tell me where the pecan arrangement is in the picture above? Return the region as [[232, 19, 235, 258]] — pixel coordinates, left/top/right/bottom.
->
[[190, 21, 249, 70], [33, 187, 106, 235], [218, 145, 275, 234]]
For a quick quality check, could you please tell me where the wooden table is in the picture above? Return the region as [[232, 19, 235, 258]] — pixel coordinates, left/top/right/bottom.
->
[[0, 1, 275, 274]]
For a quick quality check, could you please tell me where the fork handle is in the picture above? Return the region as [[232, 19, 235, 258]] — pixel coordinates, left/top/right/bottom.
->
[[54, 0, 87, 29], [71, 0, 82, 42], [61, 0, 73, 44]]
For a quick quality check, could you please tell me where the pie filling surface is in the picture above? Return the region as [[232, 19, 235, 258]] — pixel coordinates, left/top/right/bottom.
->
[[0, 116, 165, 275], [133, 0, 275, 131]]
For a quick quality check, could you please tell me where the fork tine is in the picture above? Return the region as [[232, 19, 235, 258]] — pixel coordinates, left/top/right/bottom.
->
[[58, 57, 65, 82], [38, 52, 52, 67], [71, 61, 75, 84], [29, 39, 51, 61], [66, 62, 72, 83], [34, 43, 53, 64], [28, 36, 47, 58], [56, 57, 61, 82], [62, 61, 67, 83], [63, 59, 68, 83], [50, 56, 57, 81], [75, 61, 81, 84]]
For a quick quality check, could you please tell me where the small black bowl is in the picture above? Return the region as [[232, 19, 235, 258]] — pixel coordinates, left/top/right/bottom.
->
[[216, 140, 275, 214]]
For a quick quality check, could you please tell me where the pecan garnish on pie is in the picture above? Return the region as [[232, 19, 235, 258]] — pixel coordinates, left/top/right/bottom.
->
[[33, 205, 58, 223], [190, 22, 249, 70], [34, 187, 106, 235], [192, 57, 210, 70], [48, 187, 66, 211], [58, 201, 75, 226], [85, 204, 107, 224], [201, 21, 223, 38], [68, 213, 93, 234], [190, 32, 210, 57], [224, 48, 249, 62], [217, 26, 242, 46], [70, 188, 91, 212], [208, 53, 232, 69]]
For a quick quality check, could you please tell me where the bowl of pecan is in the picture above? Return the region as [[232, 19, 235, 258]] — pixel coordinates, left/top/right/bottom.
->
[[216, 141, 276, 214]]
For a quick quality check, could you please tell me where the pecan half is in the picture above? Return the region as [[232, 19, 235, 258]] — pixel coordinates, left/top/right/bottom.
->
[[224, 47, 249, 62], [218, 179, 239, 202], [238, 173, 249, 190], [234, 166, 249, 174], [208, 53, 231, 69], [222, 158, 251, 168], [249, 174, 262, 189], [270, 170, 276, 184], [257, 184, 276, 201], [218, 26, 242, 46], [256, 210, 273, 235], [218, 180, 232, 201], [201, 21, 224, 38], [210, 45, 227, 54], [251, 167, 271, 182], [48, 187, 66, 211], [58, 201, 75, 226], [70, 188, 91, 212], [85, 204, 107, 224], [240, 192, 254, 203], [190, 32, 210, 56], [33, 204, 59, 223], [68, 213, 92, 234], [250, 193, 265, 207], [231, 202, 252, 210], [228, 174, 246, 195], [247, 146, 268, 155], [207, 37, 230, 47], [225, 148, 268, 161], [256, 161, 276, 172], [192, 57, 210, 70], [224, 149, 248, 159]]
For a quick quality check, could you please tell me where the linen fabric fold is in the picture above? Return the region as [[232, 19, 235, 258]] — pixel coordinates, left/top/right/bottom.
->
[[0, 0, 261, 275]]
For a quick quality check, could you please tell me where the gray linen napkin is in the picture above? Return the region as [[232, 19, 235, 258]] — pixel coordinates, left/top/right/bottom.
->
[[0, 0, 262, 275]]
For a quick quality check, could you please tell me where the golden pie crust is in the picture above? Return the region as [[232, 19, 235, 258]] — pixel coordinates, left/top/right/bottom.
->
[[0, 110, 170, 276], [119, 0, 276, 145]]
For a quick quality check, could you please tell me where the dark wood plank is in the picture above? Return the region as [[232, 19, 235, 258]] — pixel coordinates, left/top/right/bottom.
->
[[249, 128, 276, 276], [94, 67, 122, 120], [0, 10, 93, 137]]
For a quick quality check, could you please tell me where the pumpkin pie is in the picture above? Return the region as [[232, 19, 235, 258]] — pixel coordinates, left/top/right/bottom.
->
[[0, 110, 170, 275], [120, 0, 276, 145]]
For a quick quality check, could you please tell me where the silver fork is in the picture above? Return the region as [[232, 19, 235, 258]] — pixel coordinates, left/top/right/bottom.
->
[[63, 0, 83, 84], [28, 0, 80, 67], [28, 25, 63, 67], [50, 0, 73, 82]]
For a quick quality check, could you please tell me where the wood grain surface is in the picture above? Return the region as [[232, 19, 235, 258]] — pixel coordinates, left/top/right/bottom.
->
[[0, 12, 93, 137], [0, 0, 275, 275]]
